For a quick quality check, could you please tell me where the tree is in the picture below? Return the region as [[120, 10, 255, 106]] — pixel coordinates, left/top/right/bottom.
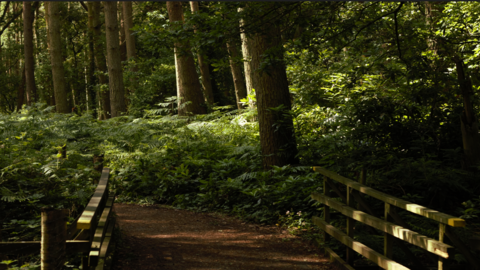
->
[[46, 2, 69, 113], [189, 1, 214, 107], [122, 2, 136, 62], [103, 1, 126, 117], [88, 2, 111, 119], [23, 2, 36, 105], [226, 39, 247, 110], [239, 7, 255, 109], [247, 3, 298, 169], [167, 1, 206, 116]]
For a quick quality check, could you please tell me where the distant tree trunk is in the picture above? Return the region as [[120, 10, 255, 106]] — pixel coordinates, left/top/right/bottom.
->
[[226, 40, 247, 110], [454, 58, 480, 170], [23, 1, 36, 106], [88, 2, 111, 119], [249, 5, 298, 169], [118, 2, 127, 63], [103, 1, 126, 117], [16, 65, 26, 111], [47, 2, 69, 113], [123, 1, 138, 96], [167, 1, 206, 116], [239, 7, 256, 109], [189, 1, 214, 107]]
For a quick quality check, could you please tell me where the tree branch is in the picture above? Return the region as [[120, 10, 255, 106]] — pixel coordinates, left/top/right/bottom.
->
[[79, 1, 88, 12], [0, 2, 10, 25], [0, 6, 23, 37]]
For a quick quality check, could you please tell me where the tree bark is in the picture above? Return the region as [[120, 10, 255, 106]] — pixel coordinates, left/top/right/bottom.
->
[[118, 2, 127, 63], [189, 1, 214, 107], [249, 5, 298, 169], [239, 7, 256, 109], [226, 40, 247, 110], [123, 2, 136, 62], [88, 2, 111, 119], [46, 2, 69, 113], [454, 58, 480, 170], [16, 65, 26, 111], [23, 1, 36, 106], [103, 1, 126, 117], [167, 1, 206, 116]]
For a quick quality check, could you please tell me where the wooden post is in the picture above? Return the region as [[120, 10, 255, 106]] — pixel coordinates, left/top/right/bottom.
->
[[384, 203, 393, 259], [41, 209, 66, 270], [59, 144, 67, 159], [323, 175, 330, 243], [438, 223, 447, 270], [346, 186, 355, 265], [93, 154, 104, 174]]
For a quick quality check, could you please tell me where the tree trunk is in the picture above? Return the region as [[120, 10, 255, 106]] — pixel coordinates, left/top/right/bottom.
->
[[16, 65, 26, 111], [103, 1, 126, 117], [88, 2, 111, 119], [47, 2, 69, 113], [167, 1, 206, 116], [249, 6, 298, 169], [454, 58, 480, 170], [123, 1, 138, 97], [226, 40, 247, 110], [190, 1, 214, 107], [239, 7, 256, 109], [118, 2, 127, 63], [23, 1, 36, 106]]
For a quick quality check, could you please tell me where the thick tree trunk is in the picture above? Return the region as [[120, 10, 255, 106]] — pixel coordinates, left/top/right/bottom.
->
[[189, 1, 214, 107], [226, 40, 247, 110], [239, 7, 256, 109], [249, 7, 298, 169], [88, 2, 111, 119], [103, 1, 126, 117], [47, 2, 69, 113], [23, 2, 36, 106], [167, 1, 206, 116]]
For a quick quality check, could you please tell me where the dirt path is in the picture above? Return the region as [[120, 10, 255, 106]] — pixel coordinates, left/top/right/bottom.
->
[[112, 203, 338, 270]]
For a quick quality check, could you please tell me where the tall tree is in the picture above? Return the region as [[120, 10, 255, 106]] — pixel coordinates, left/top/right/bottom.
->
[[189, 1, 214, 107], [167, 1, 206, 116], [23, 2, 36, 105], [226, 40, 247, 110], [122, 2, 136, 62], [103, 1, 126, 117], [248, 3, 298, 169], [239, 7, 256, 109], [46, 2, 69, 113], [88, 2, 111, 119]]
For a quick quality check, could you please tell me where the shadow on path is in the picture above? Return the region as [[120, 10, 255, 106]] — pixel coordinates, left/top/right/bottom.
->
[[112, 203, 338, 270]]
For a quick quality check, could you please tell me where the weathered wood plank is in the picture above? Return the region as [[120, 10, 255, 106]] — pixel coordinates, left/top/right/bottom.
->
[[96, 217, 116, 270], [89, 196, 114, 267], [78, 168, 110, 230], [311, 192, 452, 258], [313, 167, 465, 227], [313, 216, 409, 270], [0, 240, 90, 255]]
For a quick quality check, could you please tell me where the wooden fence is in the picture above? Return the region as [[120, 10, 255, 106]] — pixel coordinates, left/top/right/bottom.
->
[[0, 167, 115, 270], [311, 166, 479, 270]]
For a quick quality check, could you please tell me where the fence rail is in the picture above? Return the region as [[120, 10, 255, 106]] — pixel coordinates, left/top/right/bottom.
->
[[311, 166, 478, 270], [0, 167, 115, 270]]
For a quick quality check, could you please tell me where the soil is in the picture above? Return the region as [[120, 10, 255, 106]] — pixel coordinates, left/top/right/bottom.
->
[[112, 203, 339, 270]]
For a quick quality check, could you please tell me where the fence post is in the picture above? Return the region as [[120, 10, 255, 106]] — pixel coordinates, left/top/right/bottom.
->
[[323, 175, 330, 243], [384, 203, 393, 259], [438, 223, 449, 270], [41, 209, 66, 270], [346, 186, 355, 265]]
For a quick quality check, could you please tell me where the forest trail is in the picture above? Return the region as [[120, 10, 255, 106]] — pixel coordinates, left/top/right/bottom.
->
[[112, 203, 338, 270]]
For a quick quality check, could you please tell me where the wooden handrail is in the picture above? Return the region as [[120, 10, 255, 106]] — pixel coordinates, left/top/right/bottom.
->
[[313, 166, 465, 227], [0, 166, 115, 270], [311, 166, 475, 270]]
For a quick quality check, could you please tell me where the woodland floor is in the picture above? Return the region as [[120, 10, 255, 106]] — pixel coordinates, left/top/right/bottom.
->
[[111, 203, 339, 270]]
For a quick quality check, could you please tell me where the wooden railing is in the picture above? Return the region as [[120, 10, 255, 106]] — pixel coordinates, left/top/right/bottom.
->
[[311, 166, 479, 270], [0, 168, 115, 270]]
